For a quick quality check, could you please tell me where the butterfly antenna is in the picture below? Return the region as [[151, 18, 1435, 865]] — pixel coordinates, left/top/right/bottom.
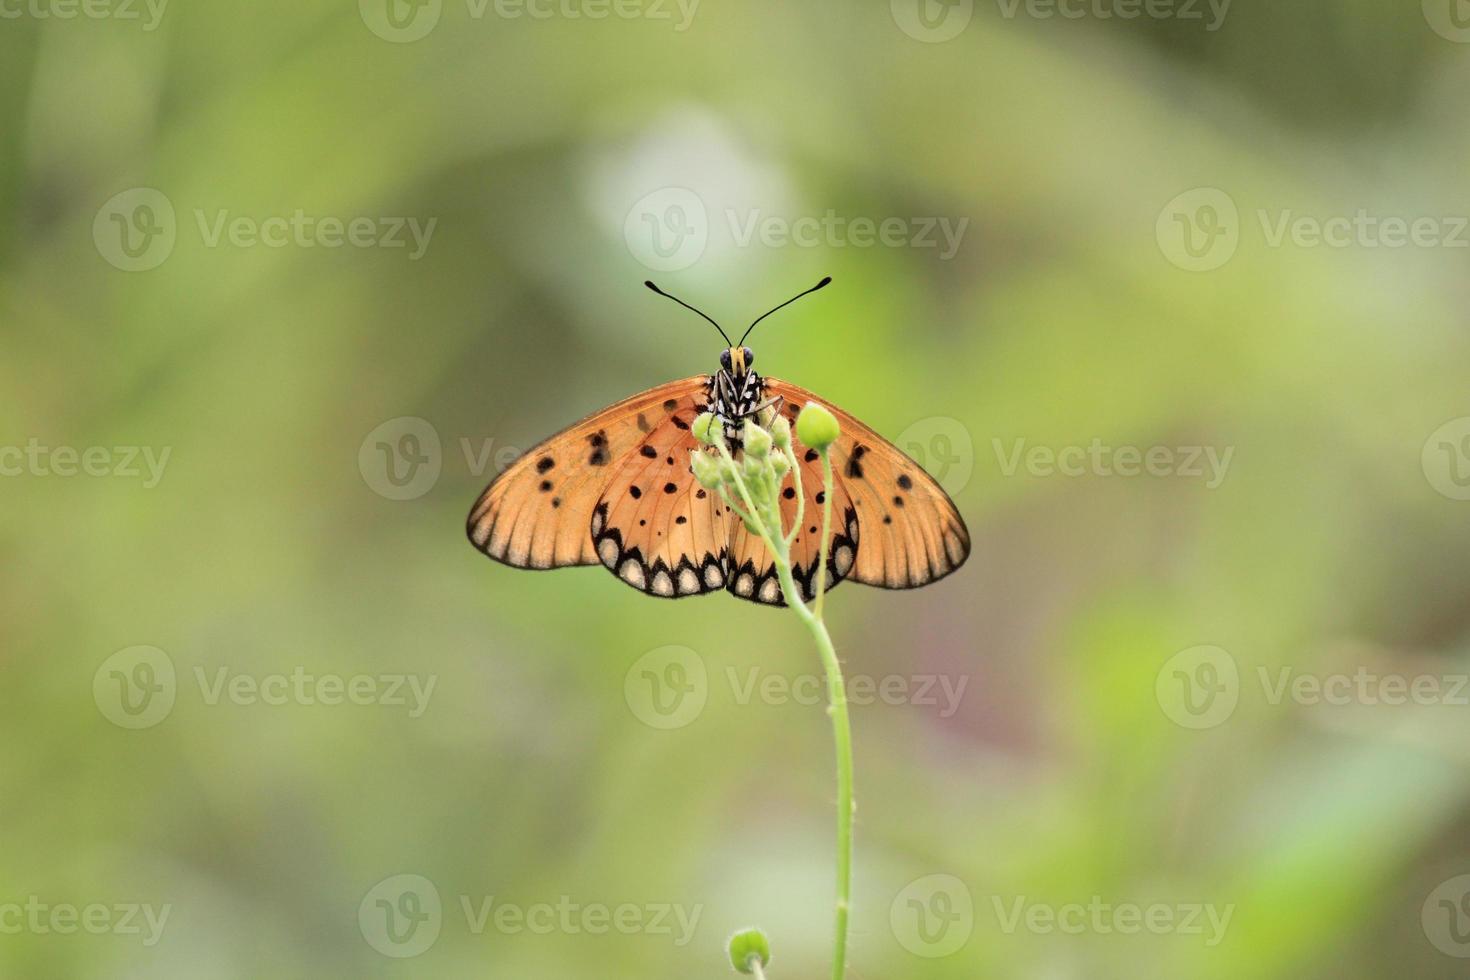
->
[[739, 276, 833, 345], [644, 281, 733, 346]]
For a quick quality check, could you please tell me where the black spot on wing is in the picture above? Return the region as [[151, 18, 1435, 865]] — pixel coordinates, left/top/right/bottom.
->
[[588, 429, 609, 466]]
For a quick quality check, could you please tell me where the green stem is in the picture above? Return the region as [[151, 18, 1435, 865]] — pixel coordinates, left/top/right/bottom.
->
[[705, 429, 853, 980], [768, 446, 851, 980]]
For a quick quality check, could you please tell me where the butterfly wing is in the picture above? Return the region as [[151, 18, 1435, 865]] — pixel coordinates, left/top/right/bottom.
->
[[765, 378, 971, 590], [725, 401, 860, 606], [466, 376, 709, 569], [589, 393, 732, 598]]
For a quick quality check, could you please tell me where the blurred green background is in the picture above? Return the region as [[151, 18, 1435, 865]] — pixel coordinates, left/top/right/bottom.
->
[[5, 0, 1470, 976]]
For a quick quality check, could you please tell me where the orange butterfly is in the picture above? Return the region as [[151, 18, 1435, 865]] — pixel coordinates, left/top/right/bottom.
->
[[466, 278, 970, 606]]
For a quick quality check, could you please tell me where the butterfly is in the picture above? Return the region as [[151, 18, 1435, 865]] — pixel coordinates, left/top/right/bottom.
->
[[466, 278, 971, 606]]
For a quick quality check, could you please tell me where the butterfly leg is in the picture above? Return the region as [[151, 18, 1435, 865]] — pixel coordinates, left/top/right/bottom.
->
[[750, 394, 785, 423]]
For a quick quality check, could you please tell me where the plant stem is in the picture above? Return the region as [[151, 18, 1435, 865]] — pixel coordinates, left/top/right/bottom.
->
[[707, 431, 854, 979], [770, 558, 852, 979]]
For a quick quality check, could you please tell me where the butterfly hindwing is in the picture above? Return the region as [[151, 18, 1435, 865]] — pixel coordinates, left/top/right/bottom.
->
[[590, 390, 731, 598], [765, 378, 971, 591], [467, 377, 708, 569]]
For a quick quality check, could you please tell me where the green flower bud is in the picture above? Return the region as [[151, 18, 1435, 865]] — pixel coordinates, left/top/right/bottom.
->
[[690, 450, 722, 489], [742, 453, 766, 482], [770, 453, 790, 479], [796, 401, 840, 451], [692, 412, 719, 445], [718, 457, 739, 484], [770, 415, 792, 450], [728, 928, 771, 974], [743, 419, 772, 459]]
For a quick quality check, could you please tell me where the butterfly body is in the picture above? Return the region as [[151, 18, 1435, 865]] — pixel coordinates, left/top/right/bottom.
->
[[467, 281, 970, 606]]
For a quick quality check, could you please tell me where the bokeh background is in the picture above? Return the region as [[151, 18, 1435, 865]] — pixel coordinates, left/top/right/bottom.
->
[[5, 0, 1470, 976]]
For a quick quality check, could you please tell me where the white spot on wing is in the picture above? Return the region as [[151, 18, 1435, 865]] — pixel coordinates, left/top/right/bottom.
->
[[598, 537, 620, 567], [758, 577, 780, 604], [652, 570, 674, 596], [834, 544, 854, 576], [679, 568, 700, 594], [620, 558, 646, 589]]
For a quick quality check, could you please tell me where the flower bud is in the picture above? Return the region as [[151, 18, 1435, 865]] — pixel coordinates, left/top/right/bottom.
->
[[690, 450, 722, 489], [692, 412, 719, 445], [728, 928, 771, 974], [742, 453, 766, 482], [770, 415, 792, 450], [796, 401, 840, 451], [770, 453, 790, 479], [742, 419, 772, 459]]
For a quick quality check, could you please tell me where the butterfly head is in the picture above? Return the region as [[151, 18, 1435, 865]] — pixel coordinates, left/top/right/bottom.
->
[[720, 346, 755, 377]]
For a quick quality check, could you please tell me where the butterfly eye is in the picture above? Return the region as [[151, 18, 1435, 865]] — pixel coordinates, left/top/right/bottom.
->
[[720, 350, 732, 371], [742, 347, 754, 369]]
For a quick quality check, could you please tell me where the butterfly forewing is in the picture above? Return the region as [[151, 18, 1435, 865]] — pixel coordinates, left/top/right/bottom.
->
[[467, 376, 708, 569]]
